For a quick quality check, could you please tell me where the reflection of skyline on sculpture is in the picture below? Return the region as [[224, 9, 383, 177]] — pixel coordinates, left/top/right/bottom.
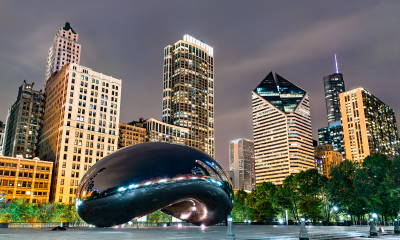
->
[[76, 142, 233, 227]]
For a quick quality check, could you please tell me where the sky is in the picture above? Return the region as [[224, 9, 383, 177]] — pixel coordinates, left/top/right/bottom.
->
[[0, 1, 400, 169]]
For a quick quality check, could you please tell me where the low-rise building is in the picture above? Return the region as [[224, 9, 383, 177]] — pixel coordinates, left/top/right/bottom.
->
[[118, 122, 146, 149], [314, 144, 342, 178], [144, 118, 190, 146], [0, 156, 52, 203]]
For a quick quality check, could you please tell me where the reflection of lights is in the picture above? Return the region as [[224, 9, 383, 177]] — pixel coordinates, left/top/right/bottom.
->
[[75, 199, 82, 209], [200, 208, 208, 220], [200, 224, 205, 230], [180, 212, 191, 219], [177, 223, 182, 228], [118, 187, 126, 192]]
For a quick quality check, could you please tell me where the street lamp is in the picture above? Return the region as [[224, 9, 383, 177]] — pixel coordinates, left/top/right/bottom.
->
[[333, 206, 339, 223], [372, 213, 377, 219]]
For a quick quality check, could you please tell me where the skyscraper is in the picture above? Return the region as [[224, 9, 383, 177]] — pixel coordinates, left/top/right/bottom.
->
[[318, 122, 345, 156], [318, 55, 345, 157], [0, 121, 5, 154], [252, 72, 314, 185], [339, 87, 400, 162], [39, 63, 121, 203], [2, 81, 44, 159], [229, 138, 254, 191], [162, 35, 214, 157], [44, 22, 81, 86]]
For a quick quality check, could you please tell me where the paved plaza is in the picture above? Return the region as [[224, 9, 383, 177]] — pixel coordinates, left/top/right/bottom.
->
[[1, 225, 400, 240]]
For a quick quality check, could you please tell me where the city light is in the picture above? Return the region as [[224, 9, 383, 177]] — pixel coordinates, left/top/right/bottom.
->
[[333, 206, 338, 212]]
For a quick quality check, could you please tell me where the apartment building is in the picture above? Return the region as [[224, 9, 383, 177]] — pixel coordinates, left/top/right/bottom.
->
[[339, 88, 399, 162], [162, 35, 215, 157]]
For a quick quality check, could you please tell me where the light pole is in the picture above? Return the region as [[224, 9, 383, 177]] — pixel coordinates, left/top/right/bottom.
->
[[333, 206, 338, 224], [299, 218, 309, 240], [226, 215, 236, 240]]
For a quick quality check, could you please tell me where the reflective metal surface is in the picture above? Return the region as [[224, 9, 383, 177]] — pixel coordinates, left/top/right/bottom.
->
[[75, 142, 233, 227]]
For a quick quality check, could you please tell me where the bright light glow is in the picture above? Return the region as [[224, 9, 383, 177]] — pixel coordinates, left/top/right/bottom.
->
[[335, 54, 339, 73], [279, 219, 283, 224], [347, 215, 351, 218], [301, 218, 305, 222], [164, 224, 167, 227], [177, 223, 182, 228], [128, 221, 132, 225], [158, 179, 167, 183], [118, 187, 126, 192], [180, 212, 191, 219], [200, 224, 205, 230], [333, 206, 338, 211], [372, 213, 377, 218]]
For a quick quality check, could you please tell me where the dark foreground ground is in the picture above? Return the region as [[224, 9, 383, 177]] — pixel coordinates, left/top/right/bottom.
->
[[0, 225, 399, 240]]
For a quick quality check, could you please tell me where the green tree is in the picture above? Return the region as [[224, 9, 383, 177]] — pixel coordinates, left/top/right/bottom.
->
[[252, 200, 277, 222], [276, 175, 301, 221], [231, 190, 252, 222], [298, 197, 323, 221]]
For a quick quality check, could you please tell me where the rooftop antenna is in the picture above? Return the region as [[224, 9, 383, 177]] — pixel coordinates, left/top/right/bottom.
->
[[335, 54, 339, 73]]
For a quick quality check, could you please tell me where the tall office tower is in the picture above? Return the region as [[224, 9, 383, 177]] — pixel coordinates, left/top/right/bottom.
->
[[314, 144, 343, 178], [318, 55, 346, 156], [44, 22, 81, 86], [2, 81, 44, 159], [324, 55, 345, 124], [229, 138, 254, 191], [39, 63, 121, 203], [339, 88, 400, 162], [252, 72, 314, 185], [162, 35, 214, 157], [0, 121, 4, 154], [318, 123, 345, 156]]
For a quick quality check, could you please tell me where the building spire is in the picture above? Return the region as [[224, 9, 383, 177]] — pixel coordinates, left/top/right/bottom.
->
[[335, 54, 339, 73]]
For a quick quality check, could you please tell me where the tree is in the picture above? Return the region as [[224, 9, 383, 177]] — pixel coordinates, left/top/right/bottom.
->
[[298, 197, 323, 221], [252, 200, 277, 222], [276, 175, 301, 221], [231, 190, 252, 222]]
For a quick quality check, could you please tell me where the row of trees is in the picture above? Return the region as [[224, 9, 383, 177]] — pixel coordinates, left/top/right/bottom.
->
[[0, 199, 81, 223], [232, 153, 400, 223]]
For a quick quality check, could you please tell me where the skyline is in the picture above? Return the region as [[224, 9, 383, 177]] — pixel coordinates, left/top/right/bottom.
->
[[1, 1, 400, 169]]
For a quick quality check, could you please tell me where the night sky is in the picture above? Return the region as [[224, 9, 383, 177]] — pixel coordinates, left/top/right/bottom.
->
[[1, 1, 399, 169]]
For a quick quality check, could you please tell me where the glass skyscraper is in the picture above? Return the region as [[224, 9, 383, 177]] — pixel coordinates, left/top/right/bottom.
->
[[323, 73, 345, 124], [229, 138, 254, 191], [252, 72, 314, 185], [162, 35, 214, 157], [318, 122, 345, 156]]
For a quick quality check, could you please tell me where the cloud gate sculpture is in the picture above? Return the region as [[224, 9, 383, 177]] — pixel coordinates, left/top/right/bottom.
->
[[75, 142, 233, 227]]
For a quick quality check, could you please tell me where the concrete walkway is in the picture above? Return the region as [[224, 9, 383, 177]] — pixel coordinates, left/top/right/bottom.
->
[[0, 225, 399, 240]]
